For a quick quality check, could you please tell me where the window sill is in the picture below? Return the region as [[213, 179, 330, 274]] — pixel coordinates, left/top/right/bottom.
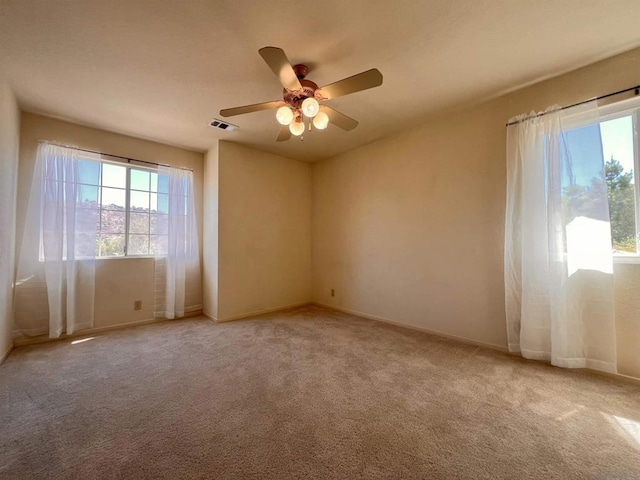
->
[[96, 255, 158, 260], [613, 255, 640, 265]]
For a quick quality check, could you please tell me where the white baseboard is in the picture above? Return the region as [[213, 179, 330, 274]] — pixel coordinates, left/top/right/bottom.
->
[[573, 368, 640, 386], [312, 302, 640, 385], [0, 342, 14, 365], [216, 302, 312, 323], [14, 309, 205, 347], [311, 301, 510, 353], [202, 310, 217, 321]]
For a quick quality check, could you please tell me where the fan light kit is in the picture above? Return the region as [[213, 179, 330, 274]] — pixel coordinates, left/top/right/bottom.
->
[[220, 47, 383, 142]]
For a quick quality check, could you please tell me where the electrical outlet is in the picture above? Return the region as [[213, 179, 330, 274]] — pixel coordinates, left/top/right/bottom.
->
[[134, 300, 142, 311], [331, 289, 335, 297]]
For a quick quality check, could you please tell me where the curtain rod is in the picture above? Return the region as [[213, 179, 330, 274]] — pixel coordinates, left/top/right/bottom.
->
[[505, 85, 640, 127], [38, 141, 193, 172]]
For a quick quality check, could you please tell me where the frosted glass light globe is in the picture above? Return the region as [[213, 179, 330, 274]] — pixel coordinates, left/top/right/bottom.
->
[[312, 111, 329, 130], [301, 98, 319, 118], [276, 106, 294, 125], [289, 121, 305, 136]]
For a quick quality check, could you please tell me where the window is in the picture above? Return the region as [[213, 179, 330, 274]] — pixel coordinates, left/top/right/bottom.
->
[[77, 156, 171, 257], [560, 96, 640, 260], [598, 99, 639, 258]]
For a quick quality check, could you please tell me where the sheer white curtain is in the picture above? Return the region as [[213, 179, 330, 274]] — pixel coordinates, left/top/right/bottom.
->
[[14, 143, 98, 338], [504, 101, 617, 373], [154, 166, 199, 319]]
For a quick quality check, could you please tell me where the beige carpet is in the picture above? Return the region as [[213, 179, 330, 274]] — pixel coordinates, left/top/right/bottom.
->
[[1, 305, 639, 479]]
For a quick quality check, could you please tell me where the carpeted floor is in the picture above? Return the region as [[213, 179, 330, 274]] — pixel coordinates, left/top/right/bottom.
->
[[1, 305, 639, 479]]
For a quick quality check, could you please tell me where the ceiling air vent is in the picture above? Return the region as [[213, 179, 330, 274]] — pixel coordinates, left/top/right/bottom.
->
[[209, 118, 239, 132]]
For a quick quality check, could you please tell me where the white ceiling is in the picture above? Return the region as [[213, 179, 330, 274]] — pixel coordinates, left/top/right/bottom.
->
[[2, 0, 640, 162]]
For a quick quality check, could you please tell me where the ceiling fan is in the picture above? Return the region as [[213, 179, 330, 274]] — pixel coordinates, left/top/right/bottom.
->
[[220, 46, 383, 142]]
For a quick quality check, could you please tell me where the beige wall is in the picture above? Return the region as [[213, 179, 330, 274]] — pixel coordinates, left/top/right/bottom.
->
[[312, 105, 507, 349], [0, 84, 20, 361], [217, 141, 311, 321], [202, 144, 219, 319], [312, 47, 640, 378], [16, 113, 204, 332], [613, 263, 640, 378]]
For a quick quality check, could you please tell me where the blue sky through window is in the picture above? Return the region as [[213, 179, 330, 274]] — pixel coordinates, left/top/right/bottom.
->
[[601, 115, 634, 176], [562, 124, 605, 187]]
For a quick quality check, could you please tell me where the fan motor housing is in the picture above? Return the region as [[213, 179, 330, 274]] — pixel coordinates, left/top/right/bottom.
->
[[283, 65, 319, 108]]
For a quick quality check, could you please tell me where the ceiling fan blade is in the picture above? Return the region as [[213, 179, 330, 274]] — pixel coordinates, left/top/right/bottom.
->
[[220, 100, 284, 118], [259, 46, 302, 91], [320, 106, 359, 131], [317, 69, 383, 100], [276, 125, 291, 142]]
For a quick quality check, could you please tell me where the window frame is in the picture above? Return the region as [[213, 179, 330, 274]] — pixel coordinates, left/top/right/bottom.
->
[[593, 96, 640, 263]]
